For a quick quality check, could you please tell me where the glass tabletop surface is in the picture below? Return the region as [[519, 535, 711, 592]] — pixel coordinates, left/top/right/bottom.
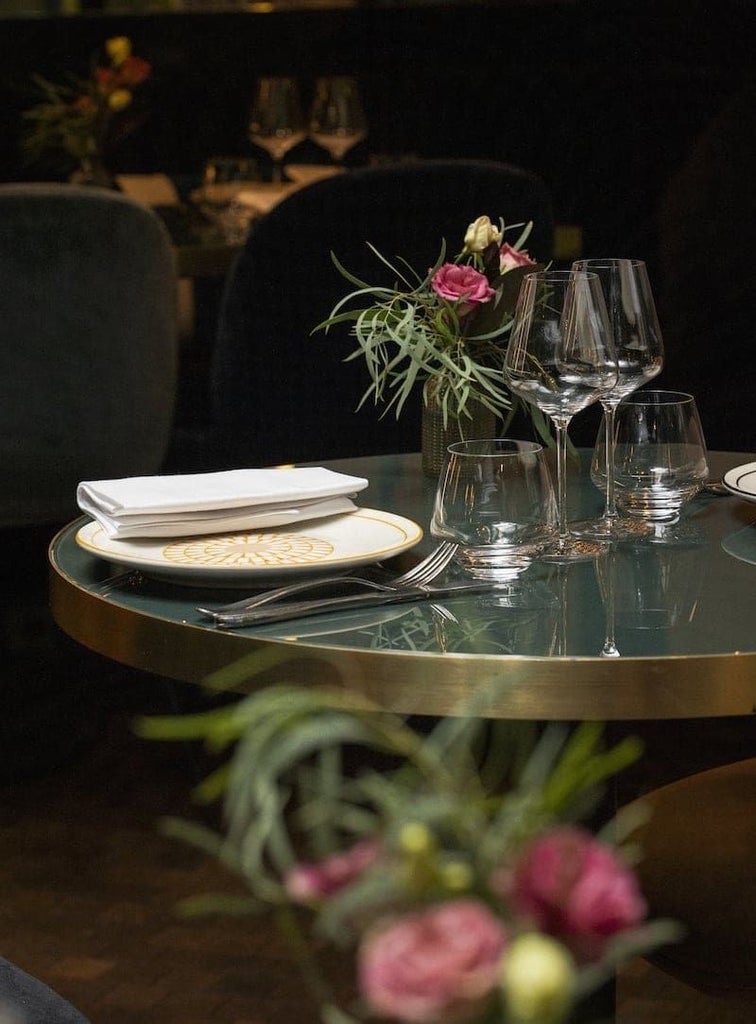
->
[[50, 451, 756, 664]]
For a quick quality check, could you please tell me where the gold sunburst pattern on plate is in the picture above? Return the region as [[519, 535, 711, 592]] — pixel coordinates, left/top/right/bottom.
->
[[162, 533, 335, 568]]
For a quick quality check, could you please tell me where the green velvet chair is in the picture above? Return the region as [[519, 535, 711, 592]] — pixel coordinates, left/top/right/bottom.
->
[[0, 183, 178, 778], [0, 183, 178, 528], [210, 159, 554, 470]]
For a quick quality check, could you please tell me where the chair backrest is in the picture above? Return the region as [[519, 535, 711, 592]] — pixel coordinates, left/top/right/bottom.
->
[[211, 159, 554, 468], [0, 184, 178, 527]]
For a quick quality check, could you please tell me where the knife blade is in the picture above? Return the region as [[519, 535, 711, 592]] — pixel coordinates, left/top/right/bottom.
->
[[204, 581, 496, 628]]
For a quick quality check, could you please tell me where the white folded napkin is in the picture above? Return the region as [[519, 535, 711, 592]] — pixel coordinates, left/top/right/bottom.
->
[[77, 467, 369, 540]]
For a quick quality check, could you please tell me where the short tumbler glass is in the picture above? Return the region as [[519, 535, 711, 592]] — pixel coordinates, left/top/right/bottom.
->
[[608, 390, 709, 522], [431, 439, 557, 581]]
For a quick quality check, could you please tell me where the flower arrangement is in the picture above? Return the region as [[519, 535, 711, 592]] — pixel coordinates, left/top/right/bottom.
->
[[139, 684, 679, 1024], [21, 36, 152, 183], [317, 215, 548, 434]]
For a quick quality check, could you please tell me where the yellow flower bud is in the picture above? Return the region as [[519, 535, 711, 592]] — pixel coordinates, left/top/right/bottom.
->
[[106, 36, 132, 67], [399, 822, 434, 857], [501, 933, 576, 1024], [440, 859, 473, 893], [108, 89, 133, 112], [463, 215, 501, 254]]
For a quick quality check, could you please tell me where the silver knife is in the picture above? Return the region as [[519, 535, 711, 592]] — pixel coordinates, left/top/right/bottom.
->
[[204, 581, 496, 628]]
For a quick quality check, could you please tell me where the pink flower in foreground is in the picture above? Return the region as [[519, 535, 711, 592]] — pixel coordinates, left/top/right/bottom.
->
[[499, 242, 537, 273], [358, 899, 508, 1023], [431, 263, 495, 310], [507, 826, 646, 961], [285, 838, 379, 903]]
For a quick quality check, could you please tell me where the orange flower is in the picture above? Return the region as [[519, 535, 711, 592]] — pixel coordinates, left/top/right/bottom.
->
[[118, 55, 151, 87]]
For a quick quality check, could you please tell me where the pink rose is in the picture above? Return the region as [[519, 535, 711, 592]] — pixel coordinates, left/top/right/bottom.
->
[[358, 899, 508, 1023], [507, 827, 646, 961], [285, 838, 379, 903], [430, 263, 495, 309], [499, 242, 537, 273]]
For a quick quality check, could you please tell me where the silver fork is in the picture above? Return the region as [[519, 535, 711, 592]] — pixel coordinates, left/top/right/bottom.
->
[[196, 541, 458, 619]]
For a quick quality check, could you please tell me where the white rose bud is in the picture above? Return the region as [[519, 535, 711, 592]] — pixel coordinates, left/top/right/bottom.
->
[[501, 933, 576, 1024], [463, 215, 501, 253]]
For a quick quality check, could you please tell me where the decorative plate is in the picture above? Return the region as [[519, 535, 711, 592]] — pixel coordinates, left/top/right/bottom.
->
[[75, 509, 423, 586]]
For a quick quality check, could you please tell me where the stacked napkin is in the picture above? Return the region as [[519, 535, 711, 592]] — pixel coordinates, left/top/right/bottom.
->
[[77, 467, 368, 540]]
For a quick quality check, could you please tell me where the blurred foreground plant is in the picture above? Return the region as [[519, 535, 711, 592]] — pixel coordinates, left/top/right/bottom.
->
[[138, 683, 679, 1024]]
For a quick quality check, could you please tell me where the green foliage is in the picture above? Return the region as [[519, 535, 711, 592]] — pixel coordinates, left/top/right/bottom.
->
[[140, 684, 639, 902], [138, 679, 681, 1024]]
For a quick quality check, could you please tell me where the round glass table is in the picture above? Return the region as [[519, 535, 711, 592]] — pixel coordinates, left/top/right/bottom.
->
[[50, 451, 756, 723]]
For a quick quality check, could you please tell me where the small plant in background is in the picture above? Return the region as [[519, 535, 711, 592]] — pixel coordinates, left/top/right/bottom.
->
[[22, 36, 152, 183], [138, 682, 680, 1024]]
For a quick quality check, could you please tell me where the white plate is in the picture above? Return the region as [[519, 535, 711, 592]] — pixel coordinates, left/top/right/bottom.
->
[[75, 509, 423, 587], [723, 462, 756, 503]]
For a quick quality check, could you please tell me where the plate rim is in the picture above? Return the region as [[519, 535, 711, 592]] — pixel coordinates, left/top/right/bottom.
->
[[75, 508, 423, 581], [723, 461, 756, 501]]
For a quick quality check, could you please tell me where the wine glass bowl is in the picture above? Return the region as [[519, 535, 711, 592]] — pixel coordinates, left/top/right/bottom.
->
[[248, 77, 306, 182], [308, 76, 368, 164], [571, 258, 665, 537], [504, 269, 618, 561]]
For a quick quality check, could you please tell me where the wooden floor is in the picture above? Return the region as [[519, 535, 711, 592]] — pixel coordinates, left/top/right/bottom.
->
[[0, 644, 751, 1023]]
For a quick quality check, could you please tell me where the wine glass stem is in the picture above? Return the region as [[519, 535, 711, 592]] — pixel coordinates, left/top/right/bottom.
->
[[271, 160, 284, 184], [554, 419, 571, 551], [603, 400, 619, 520]]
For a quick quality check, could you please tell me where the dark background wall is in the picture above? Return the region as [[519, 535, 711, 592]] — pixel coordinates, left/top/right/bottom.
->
[[2, 0, 755, 447]]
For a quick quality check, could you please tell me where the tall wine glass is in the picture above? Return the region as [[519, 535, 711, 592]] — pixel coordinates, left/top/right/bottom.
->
[[571, 258, 664, 538], [504, 270, 618, 562], [248, 77, 306, 183], [308, 76, 368, 164]]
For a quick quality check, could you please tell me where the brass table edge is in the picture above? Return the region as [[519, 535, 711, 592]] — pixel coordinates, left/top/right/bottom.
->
[[49, 537, 756, 722]]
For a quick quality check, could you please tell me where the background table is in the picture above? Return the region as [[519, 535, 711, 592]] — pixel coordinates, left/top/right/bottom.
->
[[49, 451, 756, 725]]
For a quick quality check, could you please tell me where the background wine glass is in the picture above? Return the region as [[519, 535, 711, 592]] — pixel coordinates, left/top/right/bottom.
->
[[248, 77, 306, 183], [308, 76, 368, 164], [504, 269, 618, 562], [572, 258, 665, 538]]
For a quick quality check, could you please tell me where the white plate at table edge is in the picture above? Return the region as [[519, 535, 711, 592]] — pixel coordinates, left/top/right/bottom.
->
[[75, 509, 423, 587], [723, 462, 756, 503]]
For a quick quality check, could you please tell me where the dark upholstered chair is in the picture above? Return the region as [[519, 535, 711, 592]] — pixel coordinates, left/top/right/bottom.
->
[[657, 78, 756, 451], [627, 758, 756, 1009], [0, 183, 178, 528], [0, 957, 90, 1023], [0, 184, 178, 779], [210, 160, 554, 469]]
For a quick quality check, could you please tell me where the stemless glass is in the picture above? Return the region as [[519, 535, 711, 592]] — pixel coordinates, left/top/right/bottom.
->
[[609, 390, 709, 522], [308, 76, 368, 164], [199, 156, 260, 242], [571, 258, 664, 538], [504, 269, 618, 562], [248, 77, 306, 183], [430, 439, 557, 582]]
